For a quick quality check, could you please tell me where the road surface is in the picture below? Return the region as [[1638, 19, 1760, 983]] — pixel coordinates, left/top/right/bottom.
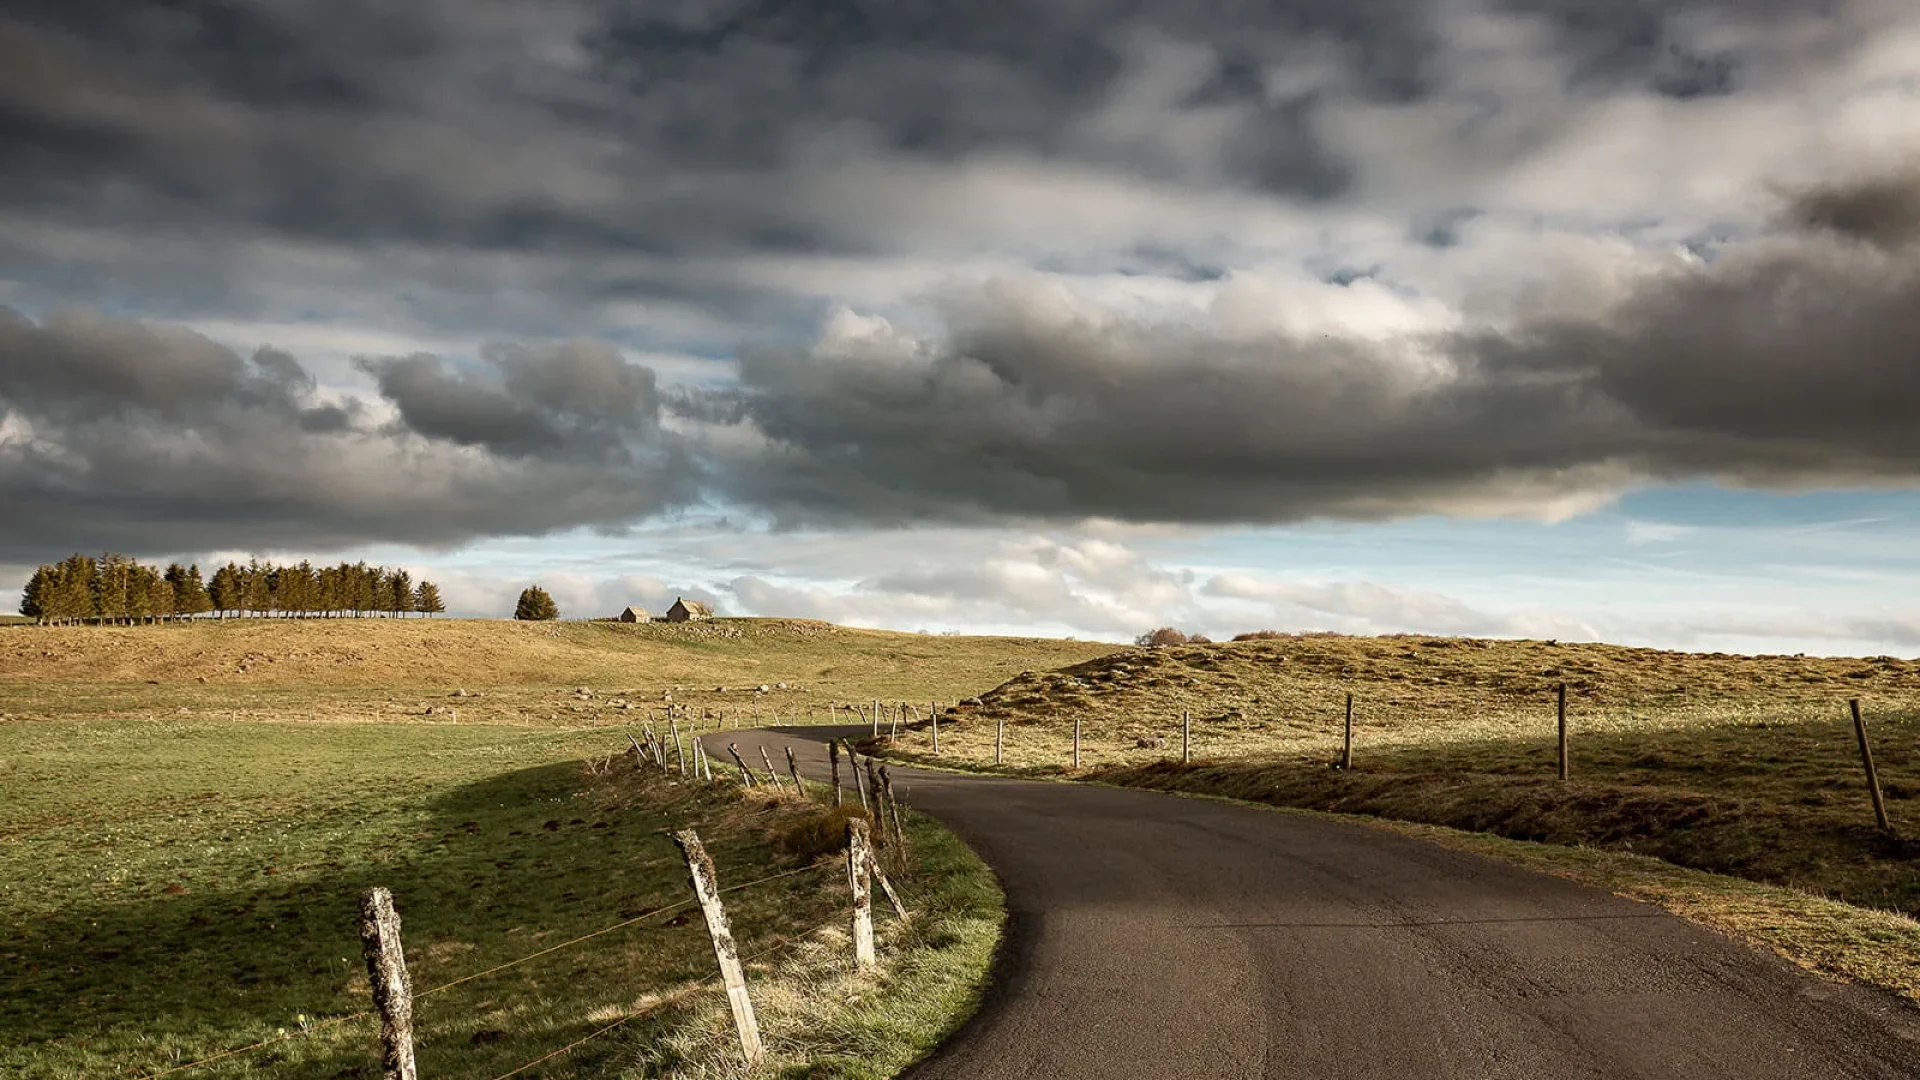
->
[[724, 727, 1920, 1078]]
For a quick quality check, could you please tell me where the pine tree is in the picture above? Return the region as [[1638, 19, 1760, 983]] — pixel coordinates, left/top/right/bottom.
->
[[168, 564, 212, 619], [414, 581, 445, 617], [208, 563, 241, 618], [514, 585, 559, 621], [388, 570, 415, 617], [19, 567, 49, 623]]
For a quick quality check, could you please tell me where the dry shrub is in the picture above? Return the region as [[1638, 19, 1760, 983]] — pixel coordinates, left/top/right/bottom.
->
[[773, 803, 873, 860], [1135, 627, 1190, 647], [1233, 629, 1287, 641]]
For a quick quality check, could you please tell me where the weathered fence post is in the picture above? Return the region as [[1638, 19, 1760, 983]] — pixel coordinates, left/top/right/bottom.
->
[[1183, 709, 1192, 765], [726, 743, 756, 787], [931, 704, 939, 754], [670, 718, 686, 775], [829, 739, 843, 806], [671, 830, 764, 1065], [1556, 683, 1569, 781], [626, 728, 649, 770], [830, 702, 837, 724], [866, 847, 909, 921], [1852, 698, 1893, 835], [880, 766, 908, 857], [995, 714, 1005, 766], [785, 746, 805, 798], [872, 699, 880, 738], [866, 761, 887, 844], [847, 820, 876, 971], [1340, 694, 1353, 770], [758, 745, 781, 788], [358, 887, 417, 1080], [845, 741, 870, 812], [1073, 715, 1081, 769]]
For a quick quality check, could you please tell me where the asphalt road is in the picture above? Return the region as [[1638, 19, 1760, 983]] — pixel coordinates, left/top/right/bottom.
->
[[726, 727, 1920, 1079]]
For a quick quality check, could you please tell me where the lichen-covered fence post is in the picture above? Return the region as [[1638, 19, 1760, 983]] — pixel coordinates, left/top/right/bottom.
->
[[931, 704, 940, 753], [847, 820, 876, 970], [671, 829, 764, 1065], [1182, 709, 1191, 765], [358, 887, 417, 1080], [879, 766, 908, 857], [758, 745, 782, 788], [995, 714, 1005, 766], [1073, 715, 1082, 769], [670, 718, 686, 775]]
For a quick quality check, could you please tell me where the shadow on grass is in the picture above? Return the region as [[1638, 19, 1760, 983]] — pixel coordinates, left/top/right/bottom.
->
[[3, 759, 834, 1079]]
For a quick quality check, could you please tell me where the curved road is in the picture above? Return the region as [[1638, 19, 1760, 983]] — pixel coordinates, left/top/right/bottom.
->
[[728, 727, 1920, 1078]]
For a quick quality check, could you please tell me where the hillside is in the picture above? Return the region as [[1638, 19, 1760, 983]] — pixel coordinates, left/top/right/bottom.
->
[[0, 617, 1117, 725]]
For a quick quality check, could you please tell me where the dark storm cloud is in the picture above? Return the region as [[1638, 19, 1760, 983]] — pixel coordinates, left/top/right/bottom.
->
[[0, 308, 694, 559], [0, 0, 1808, 277], [711, 167, 1920, 525]]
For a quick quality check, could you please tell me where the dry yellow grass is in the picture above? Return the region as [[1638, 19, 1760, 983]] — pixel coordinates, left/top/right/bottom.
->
[[0, 617, 1116, 727]]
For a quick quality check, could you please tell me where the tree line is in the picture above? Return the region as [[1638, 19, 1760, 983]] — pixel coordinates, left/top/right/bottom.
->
[[19, 553, 446, 624]]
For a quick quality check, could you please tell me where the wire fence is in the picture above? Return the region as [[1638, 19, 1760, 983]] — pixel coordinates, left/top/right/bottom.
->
[[132, 730, 917, 1080]]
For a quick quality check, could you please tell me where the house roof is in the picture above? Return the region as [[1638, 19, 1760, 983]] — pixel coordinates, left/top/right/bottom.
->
[[673, 597, 713, 615], [621, 605, 648, 616]]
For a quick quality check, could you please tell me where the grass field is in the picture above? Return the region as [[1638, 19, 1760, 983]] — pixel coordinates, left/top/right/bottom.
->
[[0, 616, 1042, 1079], [0, 617, 1115, 729]]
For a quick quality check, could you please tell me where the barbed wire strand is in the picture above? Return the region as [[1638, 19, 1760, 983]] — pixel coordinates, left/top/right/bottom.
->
[[132, 1010, 371, 1080], [476, 934, 803, 1080], [129, 860, 831, 1079]]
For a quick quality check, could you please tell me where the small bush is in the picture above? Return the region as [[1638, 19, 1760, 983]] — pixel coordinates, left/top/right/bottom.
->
[[772, 803, 873, 860], [1187, 634, 1213, 644], [1233, 629, 1287, 641], [1135, 627, 1190, 647]]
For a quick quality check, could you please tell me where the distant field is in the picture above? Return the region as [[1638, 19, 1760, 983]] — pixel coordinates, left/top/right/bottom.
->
[[0, 617, 1117, 726]]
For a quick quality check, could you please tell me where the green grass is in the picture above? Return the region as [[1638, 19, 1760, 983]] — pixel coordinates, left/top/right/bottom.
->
[[0, 718, 1003, 1079]]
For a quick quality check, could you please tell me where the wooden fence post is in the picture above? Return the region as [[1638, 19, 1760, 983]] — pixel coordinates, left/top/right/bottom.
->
[[865, 761, 886, 845], [1340, 694, 1353, 770], [1852, 698, 1894, 835], [670, 719, 686, 775], [358, 887, 417, 1080], [1556, 683, 1569, 781], [671, 830, 764, 1064], [785, 746, 805, 799], [995, 714, 1005, 766], [931, 704, 939, 754], [845, 741, 870, 812], [872, 699, 880, 738], [1073, 715, 1081, 770], [726, 743, 756, 787], [847, 820, 876, 971], [758, 745, 781, 788], [880, 767, 908, 858], [626, 728, 649, 770], [865, 847, 909, 921], [829, 739, 843, 806], [1182, 709, 1191, 765]]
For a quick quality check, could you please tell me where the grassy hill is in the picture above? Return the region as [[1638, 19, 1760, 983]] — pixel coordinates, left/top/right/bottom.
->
[[876, 631, 1920, 998], [0, 617, 1117, 726]]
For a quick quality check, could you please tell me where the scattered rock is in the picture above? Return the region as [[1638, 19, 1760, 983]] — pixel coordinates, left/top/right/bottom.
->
[[1135, 736, 1168, 749], [451, 688, 469, 697], [961, 696, 984, 707], [757, 684, 770, 693], [776, 681, 788, 690]]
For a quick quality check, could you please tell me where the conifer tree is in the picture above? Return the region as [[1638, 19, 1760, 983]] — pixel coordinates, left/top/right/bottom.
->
[[415, 581, 445, 617], [167, 564, 211, 619], [514, 585, 559, 621], [19, 568, 49, 623], [388, 570, 415, 617], [209, 563, 241, 618]]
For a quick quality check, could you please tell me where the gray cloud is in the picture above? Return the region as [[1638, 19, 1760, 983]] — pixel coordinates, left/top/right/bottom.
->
[[710, 166, 1920, 525], [0, 307, 694, 559]]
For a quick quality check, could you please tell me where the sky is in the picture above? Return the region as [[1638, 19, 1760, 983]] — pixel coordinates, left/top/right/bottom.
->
[[5, 0, 1920, 653]]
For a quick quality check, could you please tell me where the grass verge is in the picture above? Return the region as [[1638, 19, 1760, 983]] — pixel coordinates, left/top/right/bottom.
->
[[1, 718, 1002, 1079]]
